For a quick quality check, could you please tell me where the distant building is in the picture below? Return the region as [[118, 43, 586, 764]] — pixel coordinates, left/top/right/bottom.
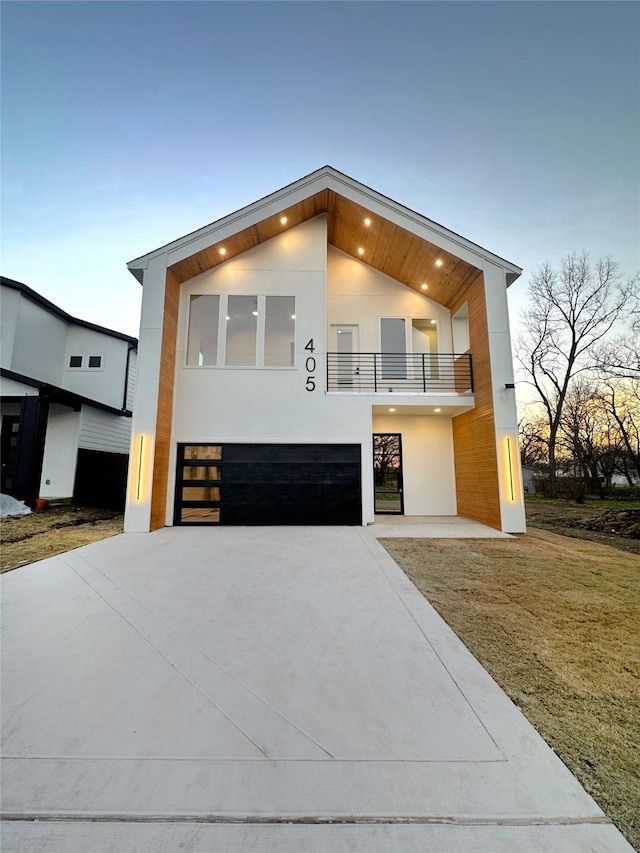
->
[[522, 466, 538, 494], [0, 277, 137, 509]]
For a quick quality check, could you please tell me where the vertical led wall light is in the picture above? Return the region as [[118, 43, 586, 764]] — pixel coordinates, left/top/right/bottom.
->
[[135, 435, 145, 501], [505, 436, 515, 502]]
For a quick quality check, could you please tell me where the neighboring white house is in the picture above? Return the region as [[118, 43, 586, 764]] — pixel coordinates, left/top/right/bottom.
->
[[0, 277, 137, 509], [124, 166, 526, 533]]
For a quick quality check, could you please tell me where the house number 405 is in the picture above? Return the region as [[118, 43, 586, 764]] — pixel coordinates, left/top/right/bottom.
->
[[304, 339, 316, 392]]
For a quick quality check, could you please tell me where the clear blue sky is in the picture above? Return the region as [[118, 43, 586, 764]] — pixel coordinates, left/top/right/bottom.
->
[[2, 1, 639, 340]]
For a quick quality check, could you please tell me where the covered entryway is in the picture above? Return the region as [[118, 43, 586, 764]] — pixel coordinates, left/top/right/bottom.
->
[[174, 443, 362, 526]]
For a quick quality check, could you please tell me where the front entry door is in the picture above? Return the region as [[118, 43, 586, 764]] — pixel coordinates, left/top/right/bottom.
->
[[373, 433, 404, 514]]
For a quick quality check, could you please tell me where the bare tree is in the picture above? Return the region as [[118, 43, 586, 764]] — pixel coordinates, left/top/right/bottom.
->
[[518, 413, 549, 470], [597, 378, 640, 484], [517, 254, 632, 496], [594, 286, 640, 380]]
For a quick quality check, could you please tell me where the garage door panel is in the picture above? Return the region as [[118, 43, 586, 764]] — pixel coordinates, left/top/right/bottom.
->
[[175, 444, 361, 526]]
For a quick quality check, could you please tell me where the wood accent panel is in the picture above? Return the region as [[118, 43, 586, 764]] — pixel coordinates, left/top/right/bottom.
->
[[169, 191, 329, 284], [150, 268, 180, 531], [168, 189, 480, 309], [449, 273, 502, 530]]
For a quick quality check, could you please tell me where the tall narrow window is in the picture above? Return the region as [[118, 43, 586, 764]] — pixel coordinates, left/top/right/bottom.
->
[[452, 304, 470, 353], [264, 296, 295, 366], [187, 295, 219, 366], [225, 296, 258, 366]]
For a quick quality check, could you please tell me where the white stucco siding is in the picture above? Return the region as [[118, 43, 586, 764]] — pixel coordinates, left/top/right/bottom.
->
[[0, 287, 20, 369], [12, 296, 68, 385], [64, 327, 129, 410], [0, 377, 38, 398], [327, 247, 453, 352], [78, 406, 132, 454], [372, 414, 457, 516], [40, 405, 80, 499]]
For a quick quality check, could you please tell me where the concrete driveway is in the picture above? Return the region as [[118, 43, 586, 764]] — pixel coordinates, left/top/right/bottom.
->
[[1, 527, 633, 851]]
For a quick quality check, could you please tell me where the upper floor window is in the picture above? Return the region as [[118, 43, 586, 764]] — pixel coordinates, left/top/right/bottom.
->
[[88, 356, 102, 368], [186, 294, 295, 368], [69, 355, 82, 368], [187, 295, 220, 366]]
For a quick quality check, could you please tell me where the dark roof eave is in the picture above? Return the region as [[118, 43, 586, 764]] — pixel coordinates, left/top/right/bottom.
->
[[1, 277, 138, 344], [0, 368, 132, 417]]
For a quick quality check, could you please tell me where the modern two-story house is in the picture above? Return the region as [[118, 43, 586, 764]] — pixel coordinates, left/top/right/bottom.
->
[[0, 277, 137, 509], [124, 167, 525, 533]]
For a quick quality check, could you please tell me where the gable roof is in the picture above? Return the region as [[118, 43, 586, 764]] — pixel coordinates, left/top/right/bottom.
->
[[127, 166, 521, 308], [1, 277, 138, 345]]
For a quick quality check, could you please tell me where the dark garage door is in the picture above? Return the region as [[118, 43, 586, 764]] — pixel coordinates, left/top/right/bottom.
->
[[175, 443, 362, 526]]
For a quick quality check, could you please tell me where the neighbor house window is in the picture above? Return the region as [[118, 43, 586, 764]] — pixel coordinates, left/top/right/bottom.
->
[[69, 355, 82, 368], [187, 295, 220, 366], [264, 296, 295, 366], [88, 356, 102, 368]]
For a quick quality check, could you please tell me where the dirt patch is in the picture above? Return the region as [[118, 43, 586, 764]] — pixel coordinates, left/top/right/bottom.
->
[[381, 530, 640, 850], [1, 506, 123, 573], [526, 498, 640, 555]]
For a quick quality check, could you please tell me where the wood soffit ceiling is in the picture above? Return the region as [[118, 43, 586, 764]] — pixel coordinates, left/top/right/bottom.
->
[[168, 188, 482, 308]]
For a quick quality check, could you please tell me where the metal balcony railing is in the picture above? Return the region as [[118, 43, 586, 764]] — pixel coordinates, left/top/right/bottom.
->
[[326, 352, 473, 394]]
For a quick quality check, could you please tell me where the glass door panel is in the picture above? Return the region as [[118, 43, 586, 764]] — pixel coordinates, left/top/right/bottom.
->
[[373, 433, 403, 514], [332, 325, 359, 388]]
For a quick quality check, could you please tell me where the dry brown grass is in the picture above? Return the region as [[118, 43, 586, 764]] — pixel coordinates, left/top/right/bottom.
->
[[1, 506, 123, 573], [382, 529, 640, 850]]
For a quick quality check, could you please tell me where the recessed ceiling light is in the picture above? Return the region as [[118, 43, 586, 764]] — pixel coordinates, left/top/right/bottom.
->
[[280, 216, 288, 224], [434, 408, 441, 413], [364, 218, 371, 226], [389, 407, 396, 412], [431, 319, 437, 325], [219, 248, 227, 256], [435, 259, 443, 267], [421, 283, 428, 290], [357, 247, 365, 255]]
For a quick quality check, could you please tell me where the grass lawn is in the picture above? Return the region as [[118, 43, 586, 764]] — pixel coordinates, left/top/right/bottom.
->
[[382, 529, 640, 850]]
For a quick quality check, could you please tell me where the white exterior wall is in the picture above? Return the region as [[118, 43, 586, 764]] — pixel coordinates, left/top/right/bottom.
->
[[40, 405, 80, 499], [12, 297, 68, 384], [78, 406, 132, 454], [372, 414, 457, 516], [0, 288, 20, 368], [64, 327, 129, 410], [483, 261, 526, 533], [0, 377, 38, 398], [327, 247, 452, 351]]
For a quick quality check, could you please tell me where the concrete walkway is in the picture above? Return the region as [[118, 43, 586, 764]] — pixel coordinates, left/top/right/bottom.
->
[[372, 515, 512, 538], [1, 527, 632, 852]]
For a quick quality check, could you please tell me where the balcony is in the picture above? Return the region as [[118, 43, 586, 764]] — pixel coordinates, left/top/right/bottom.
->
[[326, 352, 473, 394]]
